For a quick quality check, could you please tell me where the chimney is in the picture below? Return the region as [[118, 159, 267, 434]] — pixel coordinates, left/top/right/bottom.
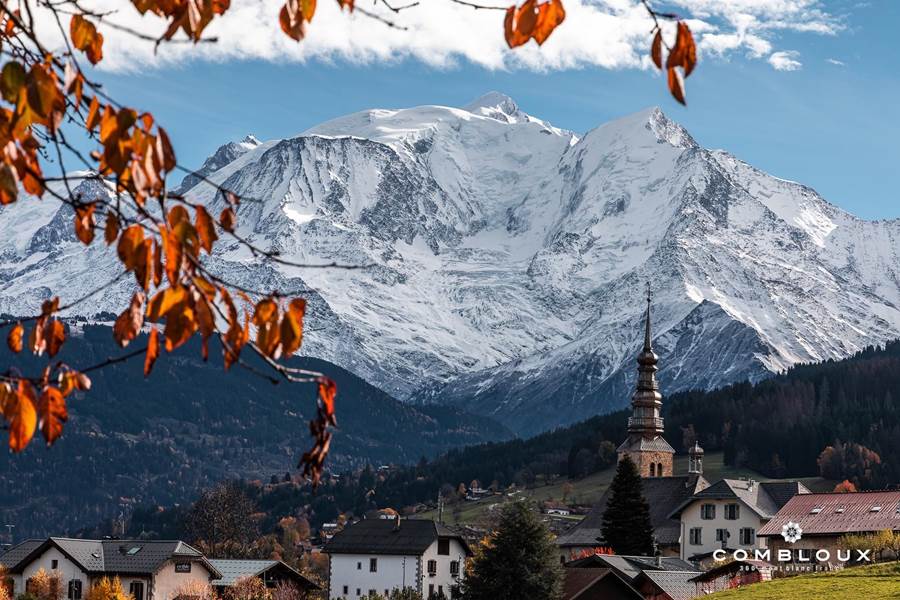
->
[[655, 554, 662, 568]]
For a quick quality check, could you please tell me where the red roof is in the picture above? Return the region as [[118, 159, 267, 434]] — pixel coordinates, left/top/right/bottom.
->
[[758, 491, 900, 537]]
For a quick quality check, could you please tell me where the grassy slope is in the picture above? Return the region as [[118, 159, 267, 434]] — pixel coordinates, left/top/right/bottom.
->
[[707, 562, 900, 600], [419, 452, 833, 525]]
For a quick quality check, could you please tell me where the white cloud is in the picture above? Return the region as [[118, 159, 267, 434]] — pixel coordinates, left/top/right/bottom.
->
[[826, 58, 846, 66], [769, 50, 803, 71], [32, 0, 840, 72]]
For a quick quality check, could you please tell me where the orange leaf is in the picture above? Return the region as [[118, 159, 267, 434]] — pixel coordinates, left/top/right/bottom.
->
[[532, 0, 565, 46], [104, 211, 120, 245], [0, 164, 18, 205], [666, 21, 696, 78], [144, 327, 160, 377], [147, 285, 189, 322], [45, 319, 65, 358], [7, 322, 23, 353], [254, 298, 281, 358], [85, 96, 102, 131], [156, 128, 176, 173], [117, 224, 144, 266], [667, 67, 686, 105], [70, 15, 104, 65], [336, 0, 354, 11], [59, 370, 91, 397], [113, 291, 145, 347], [317, 377, 337, 426], [74, 202, 96, 245], [280, 298, 306, 356], [163, 302, 196, 351], [37, 386, 67, 445], [29, 317, 47, 356], [301, 0, 317, 23], [504, 3, 534, 49], [195, 206, 218, 254], [651, 29, 662, 70], [219, 207, 236, 232], [279, 2, 306, 41], [159, 225, 183, 285], [8, 380, 37, 452]]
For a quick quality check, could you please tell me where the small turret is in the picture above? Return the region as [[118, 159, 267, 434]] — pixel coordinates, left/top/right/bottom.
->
[[688, 441, 704, 475]]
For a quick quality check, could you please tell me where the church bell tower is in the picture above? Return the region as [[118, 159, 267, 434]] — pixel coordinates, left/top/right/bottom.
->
[[617, 284, 675, 478]]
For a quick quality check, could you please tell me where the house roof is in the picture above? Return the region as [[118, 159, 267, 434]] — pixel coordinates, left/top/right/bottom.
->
[[688, 560, 774, 583], [2, 538, 221, 578], [565, 555, 698, 583], [0, 540, 44, 569], [556, 475, 709, 548], [323, 519, 471, 556], [758, 491, 900, 537], [669, 479, 810, 520], [562, 568, 642, 600], [634, 570, 700, 600], [206, 559, 319, 590], [616, 436, 677, 454]]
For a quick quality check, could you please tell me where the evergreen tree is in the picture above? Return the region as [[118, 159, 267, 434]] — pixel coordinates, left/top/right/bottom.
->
[[463, 501, 563, 600], [601, 456, 655, 556]]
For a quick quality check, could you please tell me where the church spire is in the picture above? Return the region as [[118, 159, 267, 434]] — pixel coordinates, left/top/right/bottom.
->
[[643, 281, 652, 351], [628, 283, 664, 437]]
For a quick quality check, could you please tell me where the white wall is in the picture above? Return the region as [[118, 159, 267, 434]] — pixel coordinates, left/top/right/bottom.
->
[[152, 560, 216, 600], [679, 498, 767, 560], [329, 554, 420, 599], [16, 547, 89, 599], [420, 539, 466, 599]]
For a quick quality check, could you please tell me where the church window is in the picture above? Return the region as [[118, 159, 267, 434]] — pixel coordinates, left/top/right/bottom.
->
[[650, 463, 656, 477], [657, 462, 663, 476]]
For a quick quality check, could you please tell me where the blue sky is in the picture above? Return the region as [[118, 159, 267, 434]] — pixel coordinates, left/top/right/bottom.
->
[[95, 0, 898, 219]]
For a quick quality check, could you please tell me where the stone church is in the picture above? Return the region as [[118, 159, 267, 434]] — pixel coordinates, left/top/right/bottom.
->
[[556, 290, 710, 559]]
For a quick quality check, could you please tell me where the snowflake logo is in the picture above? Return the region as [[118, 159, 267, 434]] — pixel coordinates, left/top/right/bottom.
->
[[781, 521, 803, 544]]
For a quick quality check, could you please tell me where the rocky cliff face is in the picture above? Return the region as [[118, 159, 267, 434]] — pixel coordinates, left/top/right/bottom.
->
[[2, 93, 898, 435]]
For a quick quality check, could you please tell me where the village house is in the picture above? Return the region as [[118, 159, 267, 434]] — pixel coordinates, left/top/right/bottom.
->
[[669, 477, 810, 564], [686, 559, 775, 595], [757, 490, 900, 565], [323, 517, 470, 599], [207, 559, 318, 593], [561, 568, 643, 600], [556, 295, 709, 560], [0, 538, 221, 600]]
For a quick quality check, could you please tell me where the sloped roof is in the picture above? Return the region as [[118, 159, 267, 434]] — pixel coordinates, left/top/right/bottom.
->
[[562, 568, 642, 600], [207, 559, 318, 590], [0, 540, 43, 569], [566, 554, 699, 584], [2, 538, 220, 578], [688, 559, 774, 583], [324, 519, 470, 556], [635, 570, 700, 600], [617, 436, 676, 454], [670, 479, 810, 520], [758, 491, 900, 537], [557, 475, 709, 548]]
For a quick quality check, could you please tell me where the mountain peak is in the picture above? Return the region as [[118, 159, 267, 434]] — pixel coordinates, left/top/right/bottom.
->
[[238, 134, 261, 148], [462, 91, 526, 123]]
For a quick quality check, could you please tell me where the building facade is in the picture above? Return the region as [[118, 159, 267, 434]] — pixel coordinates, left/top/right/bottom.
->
[[324, 518, 470, 599]]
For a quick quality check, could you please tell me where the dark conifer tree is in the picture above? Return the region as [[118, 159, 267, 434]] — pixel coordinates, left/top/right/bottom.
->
[[601, 456, 655, 556], [463, 501, 563, 600]]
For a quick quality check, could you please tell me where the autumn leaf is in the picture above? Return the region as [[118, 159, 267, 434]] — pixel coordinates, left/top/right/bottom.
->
[[37, 386, 67, 445], [317, 377, 337, 426], [29, 317, 47, 356], [74, 202, 96, 245], [113, 291, 145, 347], [504, 0, 535, 49], [667, 67, 685, 105], [532, 0, 565, 46], [280, 298, 306, 356], [144, 327, 160, 377], [59, 370, 91, 397], [666, 21, 696, 78], [163, 301, 196, 351], [70, 14, 104, 65], [0, 61, 26, 103], [0, 164, 18, 205], [651, 29, 663, 70], [46, 319, 65, 358], [194, 206, 218, 254], [7, 322, 23, 353], [104, 211, 120, 245], [219, 207, 236, 232], [7, 381, 37, 452], [279, 2, 307, 41], [147, 285, 188, 322], [336, 0, 354, 11]]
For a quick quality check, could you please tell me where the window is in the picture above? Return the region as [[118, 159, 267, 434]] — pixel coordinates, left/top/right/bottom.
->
[[51, 560, 59, 570], [657, 462, 663, 476], [126, 546, 142, 555], [715, 529, 729, 543], [428, 584, 434, 598], [740, 528, 756, 545], [369, 558, 378, 573], [438, 586, 444, 598], [650, 463, 656, 477], [356, 589, 360, 597], [725, 504, 740, 520], [689, 528, 702, 545], [129, 582, 144, 600], [700, 504, 716, 520], [67, 580, 83, 600], [450, 561, 460, 577], [357, 561, 362, 570], [427, 560, 437, 576], [437, 539, 450, 555], [342, 586, 348, 595], [368, 591, 375, 597]]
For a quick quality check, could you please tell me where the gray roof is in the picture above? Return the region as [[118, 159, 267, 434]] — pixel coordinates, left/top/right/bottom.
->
[[617, 436, 676, 454], [0, 540, 43, 569], [556, 475, 709, 548], [324, 519, 471, 556], [3, 538, 220, 578], [669, 479, 810, 520], [206, 559, 318, 590], [565, 555, 698, 583], [563, 568, 643, 600], [636, 570, 700, 600]]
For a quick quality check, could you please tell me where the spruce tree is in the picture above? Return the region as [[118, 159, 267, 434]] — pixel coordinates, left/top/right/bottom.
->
[[463, 501, 563, 600], [601, 455, 655, 555]]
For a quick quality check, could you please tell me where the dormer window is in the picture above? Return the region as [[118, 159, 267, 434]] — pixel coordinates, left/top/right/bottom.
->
[[835, 507, 845, 513], [810, 507, 822, 514], [871, 506, 882, 513]]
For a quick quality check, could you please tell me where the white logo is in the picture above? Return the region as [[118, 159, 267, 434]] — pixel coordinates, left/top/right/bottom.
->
[[781, 521, 803, 544]]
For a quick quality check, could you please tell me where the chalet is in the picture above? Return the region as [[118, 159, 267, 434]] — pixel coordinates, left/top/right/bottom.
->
[[561, 568, 642, 600], [565, 554, 699, 591], [757, 490, 900, 564], [669, 478, 810, 564], [632, 570, 702, 600], [687, 559, 774, 595], [323, 517, 470, 599], [556, 293, 709, 559], [206, 559, 318, 593], [0, 538, 221, 600]]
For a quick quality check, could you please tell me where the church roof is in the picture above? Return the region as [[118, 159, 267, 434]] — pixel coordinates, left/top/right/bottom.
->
[[556, 475, 709, 548], [616, 436, 676, 454]]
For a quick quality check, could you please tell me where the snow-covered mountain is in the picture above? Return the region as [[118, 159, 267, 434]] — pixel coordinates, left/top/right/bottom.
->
[[2, 93, 899, 435]]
